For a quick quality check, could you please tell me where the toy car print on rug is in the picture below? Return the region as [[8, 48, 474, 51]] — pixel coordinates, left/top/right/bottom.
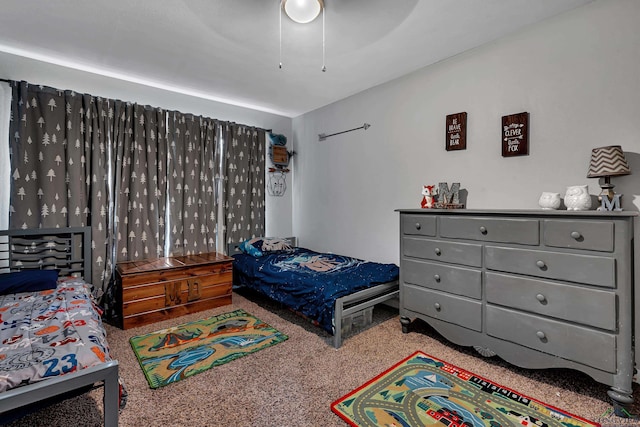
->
[[332, 351, 599, 427]]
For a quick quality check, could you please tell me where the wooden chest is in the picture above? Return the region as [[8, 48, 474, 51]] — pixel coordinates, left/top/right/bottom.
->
[[116, 252, 233, 329]]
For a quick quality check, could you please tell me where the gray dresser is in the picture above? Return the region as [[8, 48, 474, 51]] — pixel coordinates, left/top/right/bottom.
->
[[397, 209, 637, 413]]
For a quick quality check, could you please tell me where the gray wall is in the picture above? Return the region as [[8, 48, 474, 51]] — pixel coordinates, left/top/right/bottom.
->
[[291, 0, 640, 264], [0, 52, 294, 238]]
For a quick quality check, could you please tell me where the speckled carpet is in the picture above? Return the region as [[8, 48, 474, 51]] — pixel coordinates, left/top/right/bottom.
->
[[4, 289, 639, 426]]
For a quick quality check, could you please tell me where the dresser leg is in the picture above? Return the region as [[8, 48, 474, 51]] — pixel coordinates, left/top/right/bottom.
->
[[400, 316, 411, 334], [607, 388, 634, 417]]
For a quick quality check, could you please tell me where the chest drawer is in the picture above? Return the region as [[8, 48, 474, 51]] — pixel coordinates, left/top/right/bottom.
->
[[543, 219, 614, 252], [487, 306, 616, 373], [122, 278, 232, 316], [485, 272, 616, 330], [403, 237, 482, 267], [404, 285, 482, 332], [440, 216, 539, 245], [485, 246, 615, 288], [402, 215, 436, 237], [119, 263, 231, 287], [402, 259, 481, 299]]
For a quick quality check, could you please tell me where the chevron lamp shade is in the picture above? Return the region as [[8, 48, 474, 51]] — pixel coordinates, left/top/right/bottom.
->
[[587, 145, 631, 178]]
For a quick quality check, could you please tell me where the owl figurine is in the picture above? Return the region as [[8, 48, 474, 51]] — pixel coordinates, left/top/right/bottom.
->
[[564, 185, 592, 211], [538, 192, 561, 210]]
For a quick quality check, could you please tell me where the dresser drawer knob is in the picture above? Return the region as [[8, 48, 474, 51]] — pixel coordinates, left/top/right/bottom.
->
[[536, 330, 546, 340], [479, 226, 487, 235], [536, 260, 546, 269], [434, 274, 441, 283], [570, 231, 582, 240], [415, 223, 421, 230], [535, 293, 546, 303], [434, 248, 441, 256], [434, 302, 441, 311]]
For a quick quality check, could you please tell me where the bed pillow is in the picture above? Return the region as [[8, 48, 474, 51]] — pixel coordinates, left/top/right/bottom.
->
[[0, 269, 59, 295], [260, 237, 293, 252], [239, 239, 264, 257], [238, 237, 293, 257]]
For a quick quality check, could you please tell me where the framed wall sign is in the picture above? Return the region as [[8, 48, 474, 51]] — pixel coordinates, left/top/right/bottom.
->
[[502, 112, 529, 157], [446, 112, 467, 151]]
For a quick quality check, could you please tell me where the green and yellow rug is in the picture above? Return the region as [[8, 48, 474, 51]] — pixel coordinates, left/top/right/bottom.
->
[[332, 351, 599, 427], [130, 309, 288, 388]]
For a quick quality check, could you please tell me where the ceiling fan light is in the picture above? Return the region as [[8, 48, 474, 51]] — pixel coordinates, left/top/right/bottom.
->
[[282, 0, 323, 24]]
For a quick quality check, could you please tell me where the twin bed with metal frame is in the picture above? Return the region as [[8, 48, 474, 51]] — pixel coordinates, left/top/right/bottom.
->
[[0, 227, 120, 427], [228, 237, 400, 348]]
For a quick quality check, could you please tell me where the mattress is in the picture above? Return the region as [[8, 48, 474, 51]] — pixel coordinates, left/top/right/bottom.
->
[[0, 277, 113, 393]]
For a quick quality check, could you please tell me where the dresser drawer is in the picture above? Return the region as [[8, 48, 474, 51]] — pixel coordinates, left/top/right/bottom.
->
[[485, 246, 615, 288], [404, 285, 482, 331], [543, 220, 614, 252], [402, 215, 436, 236], [485, 272, 616, 330], [440, 216, 539, 245], [487, 306, 616, 373], [402, 259, 481, 299], [403, 237, 482, 267]]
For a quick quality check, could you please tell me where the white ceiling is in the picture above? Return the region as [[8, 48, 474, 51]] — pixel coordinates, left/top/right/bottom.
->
[[0, 0, 592, 118]]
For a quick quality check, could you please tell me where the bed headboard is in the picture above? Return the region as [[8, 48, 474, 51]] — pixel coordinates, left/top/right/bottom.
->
[[227, 236, 297, 257], [0, 227, 91, 279]]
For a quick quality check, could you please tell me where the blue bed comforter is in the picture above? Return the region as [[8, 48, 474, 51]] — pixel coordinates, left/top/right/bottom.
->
[[232, 248, 399, 334]]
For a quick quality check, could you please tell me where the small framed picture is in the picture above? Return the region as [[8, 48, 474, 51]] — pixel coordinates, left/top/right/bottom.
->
[[502, 112, 529, 157], [446, 112, 467, 151]]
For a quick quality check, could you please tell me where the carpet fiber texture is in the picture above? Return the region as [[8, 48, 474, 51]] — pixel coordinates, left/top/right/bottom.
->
[[129, 309, 288, 388], [332, 350, 599, 427]]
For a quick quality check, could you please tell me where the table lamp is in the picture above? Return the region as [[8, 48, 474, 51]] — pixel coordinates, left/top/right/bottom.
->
[[587, 145, 631, 211]]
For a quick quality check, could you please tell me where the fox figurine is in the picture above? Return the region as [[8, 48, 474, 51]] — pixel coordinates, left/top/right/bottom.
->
[[421, 185, 437, 209]]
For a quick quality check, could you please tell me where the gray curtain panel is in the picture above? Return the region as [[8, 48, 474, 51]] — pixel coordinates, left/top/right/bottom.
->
[[112, 102, 167, 262], [9, 82, 110, 294], [9, 80, 267, 301], [223, 123, 265, 245], [167, 112, 219, 255]]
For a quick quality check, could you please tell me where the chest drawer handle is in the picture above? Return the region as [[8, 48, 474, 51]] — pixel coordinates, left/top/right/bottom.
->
[[415, 223, 421, 230], [434, 248, 441, 256], [433, 274, 441, 283], [434, 302, 441, 311], [570, 231, 582, 240], [536, 330, 546, 340], [479, 226, 487, 234], [535, 293, 546, 303], [536, 260, 546, 269]]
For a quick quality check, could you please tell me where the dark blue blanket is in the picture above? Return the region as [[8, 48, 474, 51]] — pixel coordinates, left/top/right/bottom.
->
[[232, 248, 399, 334]]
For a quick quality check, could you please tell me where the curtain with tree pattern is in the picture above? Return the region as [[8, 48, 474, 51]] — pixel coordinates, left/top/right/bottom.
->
[[9, 80, 267, 300], [223, 123, 265, 245], [9, 81, 111, 293], [166, 112, 219, 255], [112, 101, 167, 262]]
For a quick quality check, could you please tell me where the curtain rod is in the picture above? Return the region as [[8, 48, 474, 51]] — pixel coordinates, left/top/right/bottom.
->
[[1, 77, 274, 134], [318, 123, 370, 141]]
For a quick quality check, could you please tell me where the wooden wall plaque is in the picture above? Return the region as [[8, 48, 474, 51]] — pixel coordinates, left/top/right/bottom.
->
[[271, 145, 289, 166], [502, 112, 529, 157], [446, 112, 467, 151]]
